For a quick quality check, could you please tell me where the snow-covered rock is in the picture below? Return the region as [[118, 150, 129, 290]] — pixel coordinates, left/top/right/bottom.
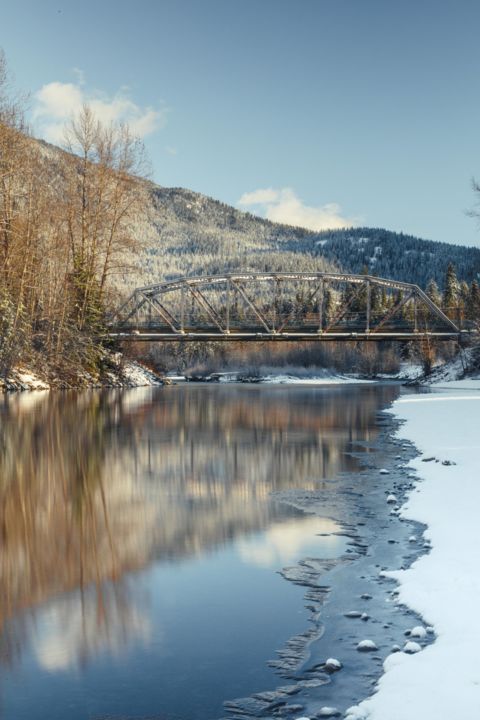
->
[[317, 708, 340, 717], [324, 658, 342, 672], [409, 626, 427, 638], [387, 494, 397, 504], [379, 468, 390, 475], [357, 639, 378, 651], [403, 641, 422, 654]]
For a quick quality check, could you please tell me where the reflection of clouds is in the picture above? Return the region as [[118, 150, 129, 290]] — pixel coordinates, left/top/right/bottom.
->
[[33, 590, 152, 673], [236, 516, 340, 568]]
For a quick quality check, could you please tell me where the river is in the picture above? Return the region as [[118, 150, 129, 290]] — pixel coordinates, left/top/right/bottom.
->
[[0, 382, 426, 720]]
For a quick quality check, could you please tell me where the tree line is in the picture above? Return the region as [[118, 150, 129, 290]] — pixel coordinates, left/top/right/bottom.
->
[[0, 51, 148, 384], [426, 262, 480, 327]]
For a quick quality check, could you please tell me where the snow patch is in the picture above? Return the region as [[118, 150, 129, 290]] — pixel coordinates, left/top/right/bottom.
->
[[120, 360, 163, 387]]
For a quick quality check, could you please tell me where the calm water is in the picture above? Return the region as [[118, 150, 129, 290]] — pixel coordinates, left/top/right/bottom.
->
[[0, 383, 399, 720]]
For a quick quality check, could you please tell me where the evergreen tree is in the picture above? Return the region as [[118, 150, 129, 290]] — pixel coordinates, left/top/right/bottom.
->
[[443, 262, 460, 316], [426, 278, 442, 307], [469, 279, 480, 320]]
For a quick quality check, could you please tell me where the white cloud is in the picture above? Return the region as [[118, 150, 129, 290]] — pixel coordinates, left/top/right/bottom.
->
[[33, 75, 168, 144], [238, 187, 360, 231], [238, 187, 280, 205]]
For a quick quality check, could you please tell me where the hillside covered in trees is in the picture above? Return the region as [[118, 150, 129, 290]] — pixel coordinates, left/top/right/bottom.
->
[[118, 186, 480, 294]]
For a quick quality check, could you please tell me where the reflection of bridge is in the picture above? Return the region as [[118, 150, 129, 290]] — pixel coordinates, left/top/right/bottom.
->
[[109, 272, 465, 342]]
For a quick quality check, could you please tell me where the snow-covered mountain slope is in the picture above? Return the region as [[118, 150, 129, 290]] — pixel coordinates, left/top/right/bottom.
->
[[37, 139, 480, 295]]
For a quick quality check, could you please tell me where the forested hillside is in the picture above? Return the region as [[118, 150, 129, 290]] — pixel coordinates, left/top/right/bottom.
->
[[115, 185, 337, 294], [120, 186, 480, 295], [295, 227, 480, 287]]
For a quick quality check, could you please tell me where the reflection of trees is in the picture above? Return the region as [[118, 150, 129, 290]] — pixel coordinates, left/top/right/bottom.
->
[[0, 392, 130, 668], [0, 383, 398, 670]]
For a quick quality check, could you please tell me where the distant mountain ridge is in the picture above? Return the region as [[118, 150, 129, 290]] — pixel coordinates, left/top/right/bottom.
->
[[289, 226, 480, 287], [137, 185, 480, 292]]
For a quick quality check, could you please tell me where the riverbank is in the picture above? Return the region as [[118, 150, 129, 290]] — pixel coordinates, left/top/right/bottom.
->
[[0, 356, 163, 392], [344, 375, 480, 720]]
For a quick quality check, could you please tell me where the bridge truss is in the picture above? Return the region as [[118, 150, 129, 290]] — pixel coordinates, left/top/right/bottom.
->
[[109, 272, 463, 342]]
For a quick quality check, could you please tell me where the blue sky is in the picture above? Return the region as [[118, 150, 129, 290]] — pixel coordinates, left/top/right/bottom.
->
[[3, 0, 480, 246]]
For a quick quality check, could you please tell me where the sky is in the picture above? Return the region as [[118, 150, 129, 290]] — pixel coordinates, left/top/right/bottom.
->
[[3, 0, 480, 247]]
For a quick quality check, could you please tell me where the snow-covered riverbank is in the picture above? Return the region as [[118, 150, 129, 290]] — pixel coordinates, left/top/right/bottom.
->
[[345, 377, 480, 720], [1, 359, 162, 391]]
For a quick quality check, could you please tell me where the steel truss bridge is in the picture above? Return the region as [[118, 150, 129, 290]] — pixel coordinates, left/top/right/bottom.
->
[[109, 272, 466, 342]]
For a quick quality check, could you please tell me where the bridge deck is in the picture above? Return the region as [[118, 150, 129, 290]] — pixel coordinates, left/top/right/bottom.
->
[[108, 329, 467, 342]]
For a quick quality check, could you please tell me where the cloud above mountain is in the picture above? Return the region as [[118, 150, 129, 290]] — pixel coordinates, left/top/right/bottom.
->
[[33, 75, 168, 143], [238, 187, 359, 231]]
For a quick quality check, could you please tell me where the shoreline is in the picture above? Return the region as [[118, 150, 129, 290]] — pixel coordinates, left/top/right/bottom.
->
[[224, 386, 434, 719], [344, 378, 480, 720]]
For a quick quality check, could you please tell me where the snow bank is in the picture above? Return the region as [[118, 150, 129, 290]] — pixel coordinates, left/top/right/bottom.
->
[[118, 360, 163, 387], [0, 368, 49, 391], [261, 374, 373, 385], [376, 362, 424, 381], [420, 346, 480, 386], [354, 379, 480, 719]]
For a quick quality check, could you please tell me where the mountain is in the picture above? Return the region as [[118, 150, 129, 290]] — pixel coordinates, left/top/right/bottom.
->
[[123, 185, 480, 295], [286, 226, 480, 288], [118, 186, 338, 294], [37, 140, 480, 295]]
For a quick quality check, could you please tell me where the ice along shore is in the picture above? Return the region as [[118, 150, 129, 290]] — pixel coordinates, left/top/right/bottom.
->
[[345, 377, 480, 720]]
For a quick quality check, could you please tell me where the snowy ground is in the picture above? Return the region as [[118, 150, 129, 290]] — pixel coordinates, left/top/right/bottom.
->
[[344, 376, 480, 720], [261, 373, 374, 385], [208, 370, 376, 384]]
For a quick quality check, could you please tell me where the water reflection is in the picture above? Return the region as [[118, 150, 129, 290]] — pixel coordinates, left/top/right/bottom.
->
[[237, 516, 340, 568], [0, 383, 398, 718]]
